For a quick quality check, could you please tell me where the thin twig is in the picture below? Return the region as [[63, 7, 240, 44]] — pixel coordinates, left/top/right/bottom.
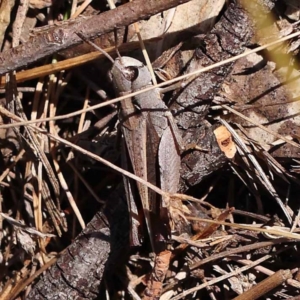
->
[[229, 256, 300, 289], [172, 255, 272, 300], [48, 71, 86, 229], [186, 216, 300, 240], [189, 238, 297, 271], [232, 269, 292, 300], [0, 105, 205, 206]]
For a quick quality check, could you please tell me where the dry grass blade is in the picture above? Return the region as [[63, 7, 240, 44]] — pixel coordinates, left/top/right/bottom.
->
[[0, 212, 55, 238], [189, 239, 296, 271], [0, 40, 149, 86], [221, 105, 300, 150], [186, 216, 300, 240], [172, 255, 272, 300], [0, 30, 299, 130], [9, 73, 60, 198], [173, 208, 233, 257], [0, 105, 203, 207], [71, 0, 92, 19], [4, 257, 58, 300], [229, 256, 300, 289], [219, 119, 293, 224], [132, 23, 157, 85]]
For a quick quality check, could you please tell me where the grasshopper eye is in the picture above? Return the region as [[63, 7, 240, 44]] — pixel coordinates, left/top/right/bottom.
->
[[123, 66, 139, 81]]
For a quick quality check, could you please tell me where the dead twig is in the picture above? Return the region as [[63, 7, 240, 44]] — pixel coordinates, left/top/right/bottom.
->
[[229, 256, 300, 289], [172, 255, 272, 300], [189, 238, 297, 271], [0, 0, 193, 75], [232, 269, 292, 300], [0, 105, 204, 207]]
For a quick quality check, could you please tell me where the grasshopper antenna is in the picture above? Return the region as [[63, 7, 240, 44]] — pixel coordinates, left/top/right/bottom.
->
[[113, 28, 122, 60], [76, 32, 115, 64]]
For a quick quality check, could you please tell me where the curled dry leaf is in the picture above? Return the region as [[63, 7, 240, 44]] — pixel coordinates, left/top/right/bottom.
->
[[213, 125, 236, 159], [16, 230, 36, 255]]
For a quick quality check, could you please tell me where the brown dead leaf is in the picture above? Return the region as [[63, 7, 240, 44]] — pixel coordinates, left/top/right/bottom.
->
[[214, 125, 236, 159]]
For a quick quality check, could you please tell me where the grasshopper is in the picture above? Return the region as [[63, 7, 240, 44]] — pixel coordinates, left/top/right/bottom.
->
[[75, 33, 186, 251], [110, 56, 184, 252]]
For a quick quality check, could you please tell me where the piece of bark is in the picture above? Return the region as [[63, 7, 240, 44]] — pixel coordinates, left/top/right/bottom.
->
[[170, 1, 254, 129], [0, 0, 192, 75], [27, 187, 129, 300], [179, 124, 229, 190], [175, 1, 279, 191], [174, 0, 254, 190]]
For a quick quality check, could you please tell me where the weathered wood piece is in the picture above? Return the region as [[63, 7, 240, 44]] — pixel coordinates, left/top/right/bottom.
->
[[173, 1, 254, 190], [170, 2, 253, 127], [27, 188, 129, 300]]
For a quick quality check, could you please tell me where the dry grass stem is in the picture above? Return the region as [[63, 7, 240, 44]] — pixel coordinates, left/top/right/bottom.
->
[[0, 30, 299, 130]]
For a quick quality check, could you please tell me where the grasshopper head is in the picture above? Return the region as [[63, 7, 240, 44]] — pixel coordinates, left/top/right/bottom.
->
[[110, 56, 152, 93]]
